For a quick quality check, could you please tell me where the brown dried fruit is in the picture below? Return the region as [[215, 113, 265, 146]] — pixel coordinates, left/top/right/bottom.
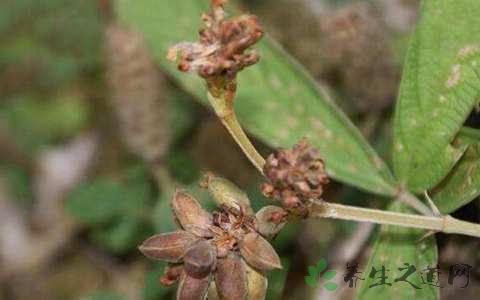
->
[[140, 179, 281, 299], [177, 271, 211, 300], [159, 264, 184, 286], [138, 231, 198, 262], [183, 240, 216, 279], [255, 205, 287, 239], [172, 191, 213, 237], [239, 232, 282, 271], [215, 254, 248, 300], [262, 138, 329, 216], [202, 173, 253, 214], [167, 0, 263, 81]]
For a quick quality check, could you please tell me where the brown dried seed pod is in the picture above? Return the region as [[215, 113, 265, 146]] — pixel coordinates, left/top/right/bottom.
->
[[262, 138, 329, 216], [177, 271, 211, 300], [183, 240, 216, 279], [167, 0, 263, 81], [105, 24, 172, 163], [215, 254, 248, 300], [202, 173, 253, 214], [138, 231, 198, 262], [246, 264, 268, 300], [255, 205, 287, 239], [171, 191, 213, 237], [239, 232, 282, 271], [159, 264, 184, 286]]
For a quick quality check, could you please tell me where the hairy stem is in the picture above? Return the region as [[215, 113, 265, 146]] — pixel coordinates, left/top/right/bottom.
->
[[310, 201, 480, 238], [207, 91, 265, 173]]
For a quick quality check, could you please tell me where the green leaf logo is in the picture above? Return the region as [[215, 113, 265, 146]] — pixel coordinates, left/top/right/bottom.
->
[[322, 270, 337, 280], [304, 258, 338, 291], [305, 276, 318, 287], [317, 258, 327, 272], [324, 282, 339, 291], [308, 266, 318, 277]]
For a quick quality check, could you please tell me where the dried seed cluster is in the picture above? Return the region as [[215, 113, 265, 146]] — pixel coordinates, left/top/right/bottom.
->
[[139, 190, 282, 300], [167, 0, 263, 81], [261, 138, 329, 217], [105, 24, 171, 163]]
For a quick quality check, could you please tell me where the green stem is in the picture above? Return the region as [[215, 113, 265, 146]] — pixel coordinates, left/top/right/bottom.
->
[[310, 201, 480, 238], [207, 91, 265, 173]]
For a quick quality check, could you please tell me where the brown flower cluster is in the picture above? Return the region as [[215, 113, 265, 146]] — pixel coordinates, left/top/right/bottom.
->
[[261, 138, 329, 217], [139, 190, 282, 300], [167, 0, 263, 81]]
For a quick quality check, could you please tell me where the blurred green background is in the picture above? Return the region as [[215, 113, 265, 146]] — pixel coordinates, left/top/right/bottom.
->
[[0, 0, 478, 299]]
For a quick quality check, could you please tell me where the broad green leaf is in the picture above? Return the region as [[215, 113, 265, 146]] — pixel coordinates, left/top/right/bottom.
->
[[322, 270, 337, 280], [434, 127, 480, 213], [323, 282, 338, 292], [308, 266, 318, 278], [356, 202, 438, 300], [317, 258, 327, 273], [114, 0, 397, 196], [393, 0, 480, 192], [304, 276, 318, 287]]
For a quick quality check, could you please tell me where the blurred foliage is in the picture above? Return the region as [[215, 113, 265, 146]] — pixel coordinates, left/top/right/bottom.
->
[[0, 0, 103, 91], [0, 0, 478, 299], [67, 165, 154, 254], [0, 94, 90, 153]]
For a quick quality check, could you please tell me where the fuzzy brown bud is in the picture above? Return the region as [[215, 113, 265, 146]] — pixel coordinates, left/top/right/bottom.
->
[[105, 24, 171, 163], [262, 138, 329, 216]]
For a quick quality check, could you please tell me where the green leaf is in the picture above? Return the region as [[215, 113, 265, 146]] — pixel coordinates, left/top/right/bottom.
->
[[393, 0, 480, 192], [316, 258, 327, 273], [304, 276, 318, 287], [308, 266, 318, 278], [433, 127, 480, 213], [323, 282, 338, 292], [66, 179, 124, 224], [322, 270, 337, 280], [356, 202, 438, 300], [115, 0, 397, 196]]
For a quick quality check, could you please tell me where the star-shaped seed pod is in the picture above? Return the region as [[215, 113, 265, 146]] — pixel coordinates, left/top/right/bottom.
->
[[167, 0, 263, 82], [139, 190, 282, 300], [261, 138, 329, 217]]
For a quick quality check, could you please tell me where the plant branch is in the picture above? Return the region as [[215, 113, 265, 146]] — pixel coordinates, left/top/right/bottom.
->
[[207, 91, 266, 173], [397, 190, 434, 216], [310, 200, 480, 238]]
